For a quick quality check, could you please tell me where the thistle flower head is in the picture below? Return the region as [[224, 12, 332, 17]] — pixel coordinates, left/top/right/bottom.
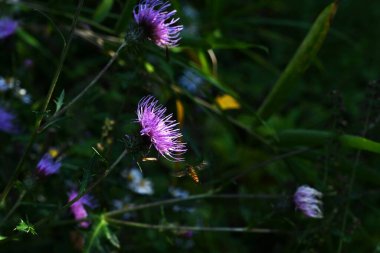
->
[[0, 106, 18, 134], [36, 150, 62, 176], [137, 96, 187, 161], [133, 0, 183, 47], [0, 17, 18, 39], [68, 191, 96, 228], [294, 185, 323, 219]]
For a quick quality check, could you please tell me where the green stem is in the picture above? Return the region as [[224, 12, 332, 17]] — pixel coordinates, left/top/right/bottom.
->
[[0, 191, 26, 226], [47, 40, 127, 123], [105, 192, 214, 217], [85, 216, 107, 253], [0, 0, 84, 207], [106, 218, 285, 234], [337, 86, 374, 253]]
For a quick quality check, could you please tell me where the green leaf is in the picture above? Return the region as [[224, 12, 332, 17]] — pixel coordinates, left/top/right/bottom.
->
[[277, 129, 380, 154], [54, 90, 65, 113], [79, 154, 98, 195], [257, 2, 338, 119], [114, 0, 138, 34], [85, 215, 119, 252], [93, 0, 114, 23], [14, 219, 37, 236], [0, 235, 7, 240], [104, 225, 120, 249]]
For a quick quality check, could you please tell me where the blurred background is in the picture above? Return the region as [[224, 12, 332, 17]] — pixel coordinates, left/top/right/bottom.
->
[[0, 0, 379, 252]]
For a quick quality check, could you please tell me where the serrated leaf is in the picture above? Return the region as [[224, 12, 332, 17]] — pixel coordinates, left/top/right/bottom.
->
[[79, 155, 97, 195], [54, 90, 65, 113], [14, 219, 37, 235], [258, 2, 338, 119], [85, 215, 119, 252]]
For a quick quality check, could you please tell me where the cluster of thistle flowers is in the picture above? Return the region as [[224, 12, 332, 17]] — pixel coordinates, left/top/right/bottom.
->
[[131, 0, 325, 219], [3, 0, 324, 228], [31, 94, 186, 227], [0, 0, 187, 228]]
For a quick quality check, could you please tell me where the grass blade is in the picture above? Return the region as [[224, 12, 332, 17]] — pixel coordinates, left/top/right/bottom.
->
[[258, 2, 338, 119]]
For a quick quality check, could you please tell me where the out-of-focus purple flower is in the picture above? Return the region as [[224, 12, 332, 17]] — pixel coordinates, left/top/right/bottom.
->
[[36, 150, 61, 176], [133, 0, 183, 47], [178, 69, 204, 94], [137, 96, 187, 161], [68, 191, 95, 228], [23, 59, 34, 68], [294, 185, 323, 219], [0, 106, 18, 133], [0, 17, 18, 39]]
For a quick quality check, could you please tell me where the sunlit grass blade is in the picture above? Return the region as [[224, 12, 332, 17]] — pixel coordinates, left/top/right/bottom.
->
[[277, 129, 380, 154], [93, 0, 114, 23], [257, 2, 338, 119]]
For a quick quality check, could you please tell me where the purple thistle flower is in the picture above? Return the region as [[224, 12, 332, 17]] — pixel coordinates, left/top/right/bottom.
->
[[68, 191, 95, 228], [0, 17, 18, 39], [133, 0, 183, 47], [36, 152, 61, 176], [0, 106, 18, 134], [137, 96, 187, 162], [294, 185, 323, 219]]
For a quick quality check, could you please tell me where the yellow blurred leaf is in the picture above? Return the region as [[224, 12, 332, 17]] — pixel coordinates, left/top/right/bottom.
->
[[144, 62, 155, 73], [176, 99, 185, 125], [216, 94, 241, 110], [48, 148, 59, 158]]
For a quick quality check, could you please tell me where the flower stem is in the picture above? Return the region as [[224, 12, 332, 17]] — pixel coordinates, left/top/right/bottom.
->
[[0, 0, 84, 207], [42, 40, 127, 128], [104, 192, 282, 217], [106, 218, 285, 234], [105, 192, 214, 217], [337, 83, 374, 253]]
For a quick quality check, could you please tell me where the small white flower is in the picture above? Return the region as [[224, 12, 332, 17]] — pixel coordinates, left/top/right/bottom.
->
[[0, 77, 9, 91], [169, 187, 189, 198], [127, 168, 154, 195]]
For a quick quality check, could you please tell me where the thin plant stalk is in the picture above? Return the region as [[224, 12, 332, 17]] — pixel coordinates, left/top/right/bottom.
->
[[337, 84, 375, 253], [45, 40, 128, 124], [106, 218, 286, 234], [104, 192, 283, 217], [0, 0, 84, 206]]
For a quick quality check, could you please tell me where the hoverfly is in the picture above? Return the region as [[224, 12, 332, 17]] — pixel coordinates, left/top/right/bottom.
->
[[172, 161, 208, 183]]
